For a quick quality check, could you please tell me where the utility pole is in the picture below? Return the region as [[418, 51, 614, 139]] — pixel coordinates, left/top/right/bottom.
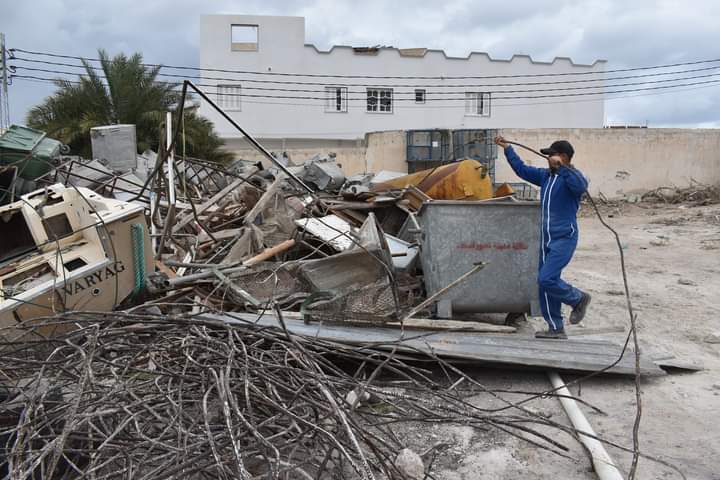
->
[[0, 33, 10, 131]]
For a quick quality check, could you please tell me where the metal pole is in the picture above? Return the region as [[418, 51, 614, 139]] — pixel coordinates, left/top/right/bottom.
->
[[149, 191, 158, 253], [166, 111, 176, 206], [547, 371, 625, 480], [182, 80, 315, 194], [155, 115, 177, 260], [400, 262, 486, 323], [0, 33, 10, 131]]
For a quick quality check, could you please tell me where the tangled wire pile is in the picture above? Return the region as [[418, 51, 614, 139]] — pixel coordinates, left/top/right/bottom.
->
[[641, 182, 720, 205], [0, 311, 582, 480]]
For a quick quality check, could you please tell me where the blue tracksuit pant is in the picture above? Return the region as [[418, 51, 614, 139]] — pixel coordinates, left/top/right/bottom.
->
[[503, 146, 589, 331], [538, 233, 583, 331]]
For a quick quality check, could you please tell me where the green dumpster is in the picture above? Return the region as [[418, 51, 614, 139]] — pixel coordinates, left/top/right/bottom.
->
[[0, 125, 63, 180]]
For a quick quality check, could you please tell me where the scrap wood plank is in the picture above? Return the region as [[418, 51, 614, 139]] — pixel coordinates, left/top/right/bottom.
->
[[244, 172, 286, 225], [272, 311, 514, 333], [388, 318, 516, 333], [154, 260, 176, 279], [210, 313, 665, 376], [172, 174, 252, 234], [565, 326, 627, 336]]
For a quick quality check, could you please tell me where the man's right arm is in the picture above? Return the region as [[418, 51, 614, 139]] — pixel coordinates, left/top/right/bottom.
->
[[503, 145, 547, 187]]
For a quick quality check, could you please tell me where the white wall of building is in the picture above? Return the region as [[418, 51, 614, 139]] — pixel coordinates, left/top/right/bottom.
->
[[199, 15, 606, 140]]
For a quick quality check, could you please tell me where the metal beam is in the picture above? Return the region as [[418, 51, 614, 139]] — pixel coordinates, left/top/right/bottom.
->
[[182, 80, 315, 194]]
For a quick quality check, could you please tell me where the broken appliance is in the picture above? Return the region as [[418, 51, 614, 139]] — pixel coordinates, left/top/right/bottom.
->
[[0, 184, 153, 340]]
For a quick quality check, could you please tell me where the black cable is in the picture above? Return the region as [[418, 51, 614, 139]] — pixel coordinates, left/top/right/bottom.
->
[[12, 55, 720, 88], [13, 74, 720, 115], [12, 64, 720, 97], [11, 73, 720, 102], [11, 47, 720, 79]]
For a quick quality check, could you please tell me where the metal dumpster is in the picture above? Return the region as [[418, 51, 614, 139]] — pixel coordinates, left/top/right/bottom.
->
[[418, 199, 541, 318], [0, 125, 63, 180]]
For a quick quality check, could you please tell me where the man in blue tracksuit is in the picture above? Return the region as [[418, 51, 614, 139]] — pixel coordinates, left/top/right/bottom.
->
[[495, 136, 592, 339]]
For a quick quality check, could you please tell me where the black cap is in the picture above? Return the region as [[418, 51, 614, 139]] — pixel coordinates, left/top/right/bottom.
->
[[540, 140, 574, 159]]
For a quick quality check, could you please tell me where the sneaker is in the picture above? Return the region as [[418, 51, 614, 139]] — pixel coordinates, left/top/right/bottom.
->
[[535, 329, 567, 340], [569, 292, 592, 325]]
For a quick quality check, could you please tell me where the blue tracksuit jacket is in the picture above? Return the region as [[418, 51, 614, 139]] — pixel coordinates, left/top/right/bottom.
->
[[503, 146, 589, 330]]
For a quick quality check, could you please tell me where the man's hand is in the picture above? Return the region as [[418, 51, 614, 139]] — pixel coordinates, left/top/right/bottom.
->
[[547, 155, 563, 170], [494, 136, 509, 149]]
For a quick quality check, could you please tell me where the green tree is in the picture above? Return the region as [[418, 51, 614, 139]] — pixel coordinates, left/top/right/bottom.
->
[[26, 49, 233, 163]]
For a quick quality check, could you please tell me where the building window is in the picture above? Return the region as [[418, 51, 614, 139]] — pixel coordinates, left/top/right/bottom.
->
[[415, 89, 426, 103], [367, 88, 393, 113], [231, 24, 258, 51], [325, 87, 348, 113], [465, 92, 491, 116], [217, 85, 242, 110]]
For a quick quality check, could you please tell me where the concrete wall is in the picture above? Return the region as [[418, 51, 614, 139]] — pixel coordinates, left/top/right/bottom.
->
[[224, 131, 407, 176], [495, 129, 720, 196], [199, 15, 606, 140], [223, 137, 368, 176], [364, 130, 407, 174], [224, 129, 720, 198]]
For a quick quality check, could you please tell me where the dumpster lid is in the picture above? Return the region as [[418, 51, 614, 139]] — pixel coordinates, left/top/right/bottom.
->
[[90, 124, 136, 134], [417, 197, 540, 215], [0, 125, 47, 153]]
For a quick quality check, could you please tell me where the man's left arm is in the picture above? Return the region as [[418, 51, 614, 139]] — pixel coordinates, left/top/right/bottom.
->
[[558, 165, 588, 197]]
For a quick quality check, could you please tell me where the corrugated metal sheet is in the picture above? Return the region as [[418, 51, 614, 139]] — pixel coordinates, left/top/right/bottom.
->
[[213, 312, 665, 376]]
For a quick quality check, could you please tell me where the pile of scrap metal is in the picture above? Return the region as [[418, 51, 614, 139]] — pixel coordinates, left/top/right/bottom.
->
[[0, 108, 678, 478], [0, 128, 533, 332], [0, 137, 578, 479]]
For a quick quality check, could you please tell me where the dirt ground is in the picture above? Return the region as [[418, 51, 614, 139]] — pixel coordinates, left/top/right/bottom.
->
[[405, 201, 720, 480]]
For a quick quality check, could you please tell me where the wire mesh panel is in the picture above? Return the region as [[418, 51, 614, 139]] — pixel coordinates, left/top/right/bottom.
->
[[452, 129, 498, 181], [507, 182, 540, 201], [406, 130, 451, 163], [300, 279, 397, 324]]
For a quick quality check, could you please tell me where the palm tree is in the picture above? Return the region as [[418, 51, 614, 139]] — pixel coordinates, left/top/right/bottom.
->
[[26, 49, 233, 163]]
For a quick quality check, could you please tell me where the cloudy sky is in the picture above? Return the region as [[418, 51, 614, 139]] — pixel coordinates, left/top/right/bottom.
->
[[3, 0, 720, 127]]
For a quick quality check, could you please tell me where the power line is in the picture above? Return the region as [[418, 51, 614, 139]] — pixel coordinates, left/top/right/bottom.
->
[[223, 81, 720, 109], [11, 73, 720, 138], [11, 57, 720, 93], [11, 72, 720, 101], [11, 55, 720, 89], [14, 67, 720, 101], [13, 73, 720, 105], [11, 47, 720, 80]]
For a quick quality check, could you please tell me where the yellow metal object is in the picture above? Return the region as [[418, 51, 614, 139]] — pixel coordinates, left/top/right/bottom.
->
[[371, 160, 494, 200], [494, 183, 515, 198]]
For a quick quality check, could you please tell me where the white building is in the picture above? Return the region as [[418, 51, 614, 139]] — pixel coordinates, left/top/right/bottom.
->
[[199, 15, 606, 147]]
